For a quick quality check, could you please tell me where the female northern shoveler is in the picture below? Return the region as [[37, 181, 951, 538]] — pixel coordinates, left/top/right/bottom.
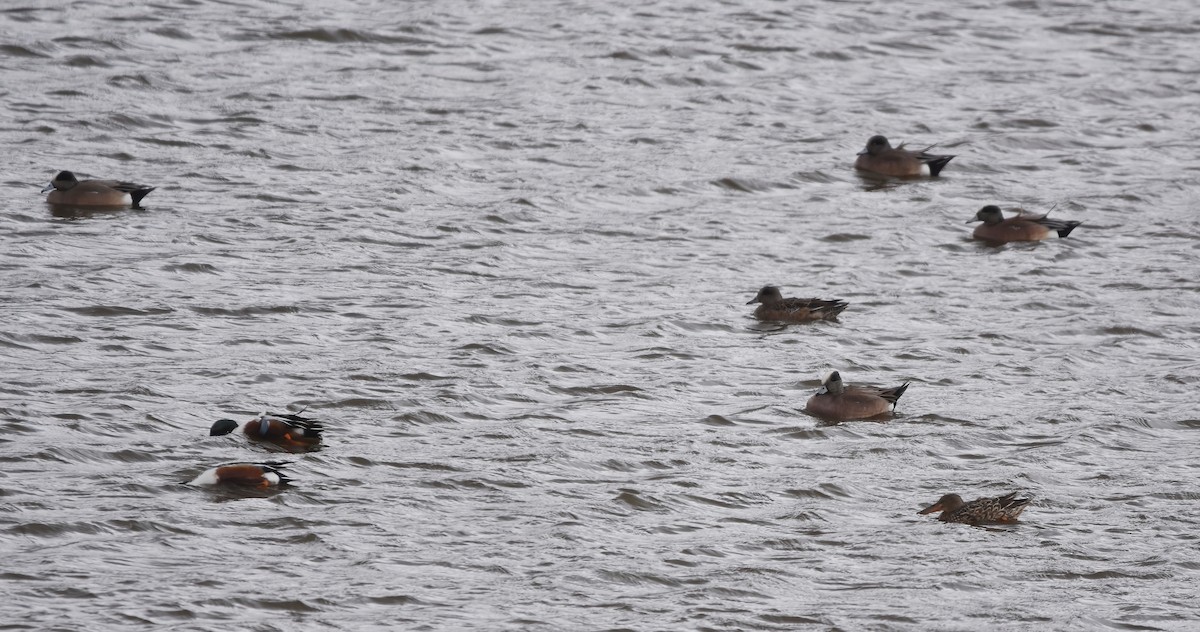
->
[[967, 205, 1082, 243], [918, 492, 1031, 525], [210, 412, 324, 451], [41, 170, 156, 208], [855, 135, 955, 177], [804, 370, 909, 422], [187, 462, 290, 488], [747, 286, 848, 323]]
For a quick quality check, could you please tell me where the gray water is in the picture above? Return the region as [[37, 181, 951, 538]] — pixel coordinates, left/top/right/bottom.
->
[[3, 0, 1200, 630]]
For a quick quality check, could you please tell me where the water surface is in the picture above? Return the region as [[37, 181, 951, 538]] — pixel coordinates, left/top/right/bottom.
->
[[2, 0, 1200, 630]]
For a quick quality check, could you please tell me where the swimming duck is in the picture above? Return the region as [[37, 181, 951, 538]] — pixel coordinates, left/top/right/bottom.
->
[[188, 462, 290, 488], [804, 370, 909, 421], [210, 412, 324, 451], [747, 286, 848, 322], [855, 135, 955, 177], [41, 170, 156, 207], [918, 492, 1031, 525], [967, 205, 1082, 243]]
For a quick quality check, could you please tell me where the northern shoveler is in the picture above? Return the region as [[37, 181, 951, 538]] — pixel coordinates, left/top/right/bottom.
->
[[855, 135, 955, 177], [210, 412, 324, 451], [188, 462, 290, 488], [967, 205, 1082, 243], [918, 492, 1031, 525], [747, 286, 848, 323], [41, 170, 156, 207], [804, 370, 909, 421]]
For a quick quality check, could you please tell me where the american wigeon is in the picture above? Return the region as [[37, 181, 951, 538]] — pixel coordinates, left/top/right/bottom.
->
[[210, 412, 324, 451], [855, 135, 955, 177], [41, 170, 156, 207], [747, 286, 848, 322], [918, 492, 1031, 525], [804, 370, 909, 421], [188, 462, 290, 488], [967, 205, 1082, 243]]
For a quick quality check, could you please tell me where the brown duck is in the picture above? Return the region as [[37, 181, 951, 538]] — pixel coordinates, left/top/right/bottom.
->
[[918, 492, 1031, 525], [804, 371, 909, 421], [747, 286, 847, 323], [967, 205, 1082, 243], [855, 135, 955, 177], [41, 170, 156, 207]]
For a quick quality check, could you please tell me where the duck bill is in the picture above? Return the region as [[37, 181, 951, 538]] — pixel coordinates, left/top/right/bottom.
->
[[918, 502, 944, 515], [965, 218, 980, 224], [745, 298, 760, 305], [856, 149, 868, 156], [40, 182, 55, 193]]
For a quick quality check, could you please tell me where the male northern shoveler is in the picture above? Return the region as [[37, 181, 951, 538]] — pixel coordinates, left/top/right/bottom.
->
[[41, 170, 156, 207], [210, 411, 324, 451], [804, 370, 909, 421], [855, 135, 955, 177], [918, 492, 1031, 525], [967, 205, 1082, 243], [747, 286, 848, 323], [187, 462, 290, 488]]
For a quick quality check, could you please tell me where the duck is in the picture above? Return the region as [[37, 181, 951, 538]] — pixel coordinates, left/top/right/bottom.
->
[[918, 492, 1031, 525], [187, 462, 290, 488], [967, 205, 1082, 243], [41, 170, 156, 207], [804, 370, 909, 421], [747, 286, 848, 322], [854, 135, 955, 177], [210, 411, 324, 451]]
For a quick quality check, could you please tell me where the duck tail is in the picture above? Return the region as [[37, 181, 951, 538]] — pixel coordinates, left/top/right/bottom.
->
[[882, 382, 910, 407], [129, 186, 156, 207], [257, 461, 293, 485], [925, 155, 955, 177], [1031, 205, 1082, 238], [1037, 216, 1082, 238], [1055, 221, 1082, 238], [999, 492, 1032, 516]]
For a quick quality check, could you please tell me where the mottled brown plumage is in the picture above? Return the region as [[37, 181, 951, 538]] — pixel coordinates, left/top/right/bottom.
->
[[747, 286, 848, 323], [918, 492, 1031, 525]]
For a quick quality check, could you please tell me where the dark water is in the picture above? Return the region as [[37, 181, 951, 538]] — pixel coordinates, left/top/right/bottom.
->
[[2, 0, 1199, 629]]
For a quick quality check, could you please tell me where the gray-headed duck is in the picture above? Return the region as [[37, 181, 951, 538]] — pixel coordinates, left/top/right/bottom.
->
[[41, 170, 156, 207], [967, 205, 1081, 243], [804, 370, 909, 421], [855, 135, 954, 177]]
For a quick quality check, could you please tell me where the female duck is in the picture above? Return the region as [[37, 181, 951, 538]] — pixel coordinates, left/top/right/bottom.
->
[[747, 286, 848, 323], [918, 492, 1031, 525]]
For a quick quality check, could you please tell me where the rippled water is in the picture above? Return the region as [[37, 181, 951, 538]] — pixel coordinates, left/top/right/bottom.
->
[[3, 0, 1200, 629]]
